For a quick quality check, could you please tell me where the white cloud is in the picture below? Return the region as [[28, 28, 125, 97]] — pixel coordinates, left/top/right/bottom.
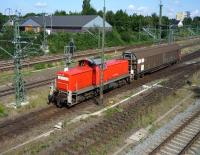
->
[[174, 0, 180, 4], [137, 6, 148, 12], [191, 9, 200, 18], [127, 4, 149, 15], [34, 2, 47, 8], [128, 4, 135, 11]]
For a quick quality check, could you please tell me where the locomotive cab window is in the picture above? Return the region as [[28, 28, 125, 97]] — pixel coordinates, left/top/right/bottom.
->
[[79, 60, 89, 67]]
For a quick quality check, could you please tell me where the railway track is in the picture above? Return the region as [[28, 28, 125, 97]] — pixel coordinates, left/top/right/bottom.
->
[[1, 49, 200, 98], [149, 111, 200, 155], [0, 45, 136, 71], [0, 37, 200, 71], [0, 77, 55, 97], [48, 55, 200, 155], [0, 48, 199, 153]]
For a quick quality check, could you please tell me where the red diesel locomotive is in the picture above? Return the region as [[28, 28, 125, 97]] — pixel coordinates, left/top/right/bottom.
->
[[48, 44, 181, 107]]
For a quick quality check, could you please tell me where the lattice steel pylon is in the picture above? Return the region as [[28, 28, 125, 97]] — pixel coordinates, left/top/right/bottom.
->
[[42, 13, 49, 53], [13, 14, 25, 108]]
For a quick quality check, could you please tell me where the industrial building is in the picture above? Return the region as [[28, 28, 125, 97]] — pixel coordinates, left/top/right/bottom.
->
[[20, 15, 112, 33], [176, 11, 191, 21]]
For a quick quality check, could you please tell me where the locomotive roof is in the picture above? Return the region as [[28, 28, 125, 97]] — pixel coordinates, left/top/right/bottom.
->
[[57, 66, 92, 76], [79, 58, 102, 66]]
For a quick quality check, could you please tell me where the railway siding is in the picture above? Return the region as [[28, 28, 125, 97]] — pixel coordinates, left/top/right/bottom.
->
[[0, 38, 200, 72], [1, 47, 200, 99], [46, 60, 200, 154], [149, 110, 200, 155]]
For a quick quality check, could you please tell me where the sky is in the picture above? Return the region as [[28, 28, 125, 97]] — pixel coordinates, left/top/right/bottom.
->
[[1, 0, 200, 18]]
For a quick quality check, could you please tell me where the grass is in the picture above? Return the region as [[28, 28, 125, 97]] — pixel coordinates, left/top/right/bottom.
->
[[21, 88, 49, 111], [105, 107, 123, 118], [89, 84, 194, 155], [0, 104, 8, 117], [3, 71, 199, 154], [8, 86, 194, 155], [0, 86, 50, 120], [191, 71, 200, 85], [181, 45, 200, 55], [33, 63, 46, 70]]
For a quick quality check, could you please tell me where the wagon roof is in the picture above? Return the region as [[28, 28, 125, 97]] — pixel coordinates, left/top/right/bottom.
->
[[131, 44, 180, 58]]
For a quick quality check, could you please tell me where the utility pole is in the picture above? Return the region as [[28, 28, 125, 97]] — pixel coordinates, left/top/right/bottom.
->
[[100, 0, 106, 105], [1, 10, 43, 108], [98, 29, 101, 49], [42, 13, 49, 53], [13, 12, 25, 108], [159, 0, 163, 44]]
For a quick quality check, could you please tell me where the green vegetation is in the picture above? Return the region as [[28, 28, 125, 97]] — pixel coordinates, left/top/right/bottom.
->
[[0, 104, 8, 117], [0, 0, 200, 59], [33, 63, 46, 70], [105, 107, 123, 117]]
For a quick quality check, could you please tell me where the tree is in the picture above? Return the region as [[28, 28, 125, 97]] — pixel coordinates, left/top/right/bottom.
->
[[0, 13, 8, 30], [82, 0, 97, 15], [151, 13, 159, 26], [162, 16, 170, 26], [97, 10, 103, 17], [183, 17, 192, 26], [23, 13, 38, 18], [193, 16, 200, 26], [54, 10, 67, 16], [106, 11, 115, 26], [114, 10, 130, 32]]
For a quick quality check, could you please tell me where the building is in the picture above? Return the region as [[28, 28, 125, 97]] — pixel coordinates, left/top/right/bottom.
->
[[20, 15, 112, 33], [176, 11, 191, 21]]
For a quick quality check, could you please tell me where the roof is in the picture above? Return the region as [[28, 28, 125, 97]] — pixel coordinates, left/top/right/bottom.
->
[[57, 66, 92, 76], [21, 15, 99, 27]]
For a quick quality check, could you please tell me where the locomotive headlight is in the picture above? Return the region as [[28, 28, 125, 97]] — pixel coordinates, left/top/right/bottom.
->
[[131, 69, 134, 75]]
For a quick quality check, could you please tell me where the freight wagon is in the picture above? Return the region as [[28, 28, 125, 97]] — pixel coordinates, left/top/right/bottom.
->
[[48, 44, 181, 107], [123, 44, 181, 79]]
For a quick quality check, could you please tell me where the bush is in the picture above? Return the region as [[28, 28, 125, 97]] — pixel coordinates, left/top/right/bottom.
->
[[0, 104, 7, 117], [47, 63, 54, 68], [48, 29, 127, 54], [120, 31, 132, 42], [34, 63, 46, 70], [106, 29, 125, 47]]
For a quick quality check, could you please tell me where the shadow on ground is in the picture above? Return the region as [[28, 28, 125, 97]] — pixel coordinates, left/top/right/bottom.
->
[[192, 87, 200, 98]]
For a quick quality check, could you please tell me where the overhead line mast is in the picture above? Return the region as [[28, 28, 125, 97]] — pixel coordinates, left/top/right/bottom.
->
[[13, 11, 25, 108], [159, 0, 163, 44], [100, 0, 106, 105]]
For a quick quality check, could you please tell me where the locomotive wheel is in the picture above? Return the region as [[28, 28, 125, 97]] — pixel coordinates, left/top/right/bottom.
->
[[140, 73, 144, 78], [56, 98, 63, 108]]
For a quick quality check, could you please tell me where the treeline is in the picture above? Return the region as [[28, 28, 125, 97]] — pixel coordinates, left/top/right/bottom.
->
[[0, 0, 200, 58]]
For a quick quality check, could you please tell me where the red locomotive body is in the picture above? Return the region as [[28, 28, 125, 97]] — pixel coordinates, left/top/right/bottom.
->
[[92, 59, 129, 85], [49, 58, 130, 107], [48, 44, 181, 107], [56, 66, 93, 92]]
